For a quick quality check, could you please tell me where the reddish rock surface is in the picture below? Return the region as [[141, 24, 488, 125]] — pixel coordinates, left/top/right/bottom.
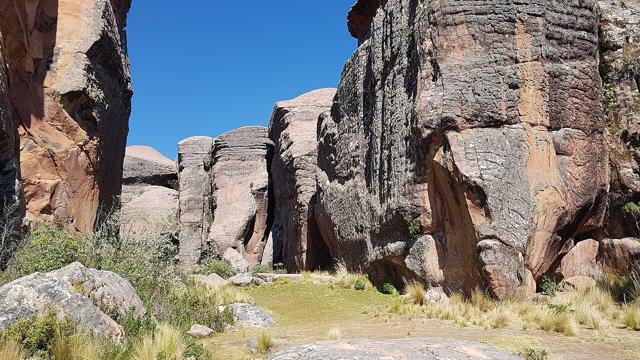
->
[[0, 0, 132, 233]]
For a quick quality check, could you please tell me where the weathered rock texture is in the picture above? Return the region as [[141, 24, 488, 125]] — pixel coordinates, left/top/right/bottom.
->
[[0, 262, 145, 341], [177, 136, 214, 269], [0, 0, 133, 234], [316, 0, 607, 297], [600, 0, 640, 238], [268, 89, 335, 271], [123, 145, 177, 187], [0, 39, 20, 214], [270, 338, 520, 360], [206, 127, 273, 266], [120, 145, 178, 240]]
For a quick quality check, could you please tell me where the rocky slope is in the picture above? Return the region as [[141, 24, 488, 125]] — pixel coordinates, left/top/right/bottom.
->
[[0, 0, 132, 234]]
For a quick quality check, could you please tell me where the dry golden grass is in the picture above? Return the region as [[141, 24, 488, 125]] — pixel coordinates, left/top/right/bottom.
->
[[404, 282, 427, 306], [133, 323, 185, 360], [0, 339, 27, 360], [332, 264, 373, 290], [622, 306, 640, 330], [326, 328, 343, 340], [257, 332, 274, 354]]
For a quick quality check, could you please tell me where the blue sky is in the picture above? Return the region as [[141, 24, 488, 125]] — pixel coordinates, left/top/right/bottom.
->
[[126, 1, 356, 158]]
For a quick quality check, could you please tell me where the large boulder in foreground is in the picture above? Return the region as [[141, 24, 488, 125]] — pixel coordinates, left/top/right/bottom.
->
[[269, 89, 335, 271], [123, 146, 177, 187], [316, 0, 607, 297], [270, 338, 520, 360], [206, 127, 273, 266], [0, 262, 145, 341], [3, 0, 133, 233]]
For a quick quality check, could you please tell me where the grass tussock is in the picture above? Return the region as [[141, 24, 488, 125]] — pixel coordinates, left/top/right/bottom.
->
[[404, 282, 427, 306], [326, 328, 343, 340], [0, 339, 27, 360], [256, 332, 274, 354], [332, 263, 373, 291], [133, 324, 186, 360]]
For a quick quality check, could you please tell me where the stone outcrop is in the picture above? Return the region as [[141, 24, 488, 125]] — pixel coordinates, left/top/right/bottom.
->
[[0, 0, 133, 234], [206, 126, 273, 266], [601, 237, 640, 272], [123, 145, 177, 187], [0, 262, 145, 341], [316, 0, 607, 297], [120, 145, 178, 240], [600, 0, 640, 238], [177, 136, 214, 269], [270, 338, 520, 360], [268, 89, 335, 271], [557, 239, 602, 280]]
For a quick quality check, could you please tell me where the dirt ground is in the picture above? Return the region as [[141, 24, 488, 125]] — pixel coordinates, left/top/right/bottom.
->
[[204, 281, 640, 360]]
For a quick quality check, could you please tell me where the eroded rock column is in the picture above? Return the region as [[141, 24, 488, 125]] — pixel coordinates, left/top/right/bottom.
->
[[268, 89, 336, 271]]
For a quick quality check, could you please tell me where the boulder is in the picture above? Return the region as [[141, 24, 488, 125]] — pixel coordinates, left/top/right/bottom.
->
[[315, 0, 607, 297], [123, 146, 177, 187], [268, 89, 336, 271], [560, 276, 597, 292], [206, 127, 273, 265], [177, 136, 214, 270], [557, 239, 601, 280], [227, 303, 275, 328], [601, 238, 640, 272], [223, 248, 250, 275], [0, 262, 145, 341], [120, 185, 178, 240], [270, 338, 520, 360], [1, 0, 133, 233], [188, 324, 214, 338], [228, 273, 254, 287]]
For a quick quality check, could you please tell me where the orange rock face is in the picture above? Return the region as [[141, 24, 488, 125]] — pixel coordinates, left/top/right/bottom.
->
[[0, 0, 132, 233]]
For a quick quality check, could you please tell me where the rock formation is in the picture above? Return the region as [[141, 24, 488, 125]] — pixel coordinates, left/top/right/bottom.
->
[[0, 0, 133, 234], [206, 126, 273, 266], [177, 136, 214, 269], [123, 145, 177, 187], [120, 146, 178, 240], [316, 0, 608, 298], [0, 262, 145, 341], [268, 89, 335, 271], [600, 0, 640, 238]]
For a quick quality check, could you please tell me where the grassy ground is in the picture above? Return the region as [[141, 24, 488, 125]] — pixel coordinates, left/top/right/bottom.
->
[[205, 281, 640, 360]]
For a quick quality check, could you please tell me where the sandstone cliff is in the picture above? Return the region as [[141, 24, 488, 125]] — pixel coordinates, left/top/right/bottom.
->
[[268, 89, 335, 271], [316, 0, 608, 298], [0, 0, 132, 234]]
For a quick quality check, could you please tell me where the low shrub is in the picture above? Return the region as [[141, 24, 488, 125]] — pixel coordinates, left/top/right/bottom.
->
[[518, 347, 549, 360], [354, 279, 366, 291], [381, 282, 397, 295], [198, 258, 232, 279], [4, 226, 90, 280], [251, 264, 272, 276], [0, 308, 75, 359], [540, 276, 560, 297]]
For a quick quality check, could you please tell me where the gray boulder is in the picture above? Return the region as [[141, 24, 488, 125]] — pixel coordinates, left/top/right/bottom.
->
[[223, 248, 250, 275], [0, 262, 145, 341], [120, 185, 178, 240], [228, 303, 275, 328], [269, 338, 521, 359], [228, 273, 254, 287], [188, 324, 214, 338]]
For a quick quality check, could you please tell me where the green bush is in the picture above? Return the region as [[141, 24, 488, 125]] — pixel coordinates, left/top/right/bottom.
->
[[518, 347, 549, 360], [354, 279, 366, 291], [541, 276, 560, 297], [0, 308, 75, 359], [116, 308, 156, 338], [404, 215, 421, 241], [273, 263, 286, 274], [198, 258, 232, 279], [251, 264, 271, 276], [381, 282, 397, 295], [4, 226, 90, 280], [548, 303, 573, 314]]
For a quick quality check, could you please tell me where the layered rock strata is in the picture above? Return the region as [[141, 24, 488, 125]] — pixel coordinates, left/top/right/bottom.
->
[[206, 126, 273, 266], [268, 89, 335, 271]]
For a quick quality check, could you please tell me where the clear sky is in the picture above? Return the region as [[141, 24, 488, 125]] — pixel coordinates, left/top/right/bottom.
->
[[126, 1, 356, 159]]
